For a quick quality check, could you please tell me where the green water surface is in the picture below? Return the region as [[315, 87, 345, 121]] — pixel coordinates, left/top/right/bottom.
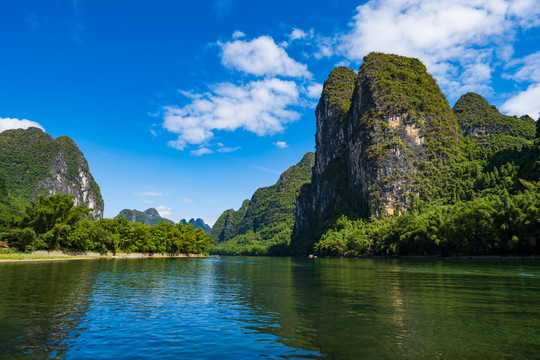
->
[[0, 257, 539, 359]]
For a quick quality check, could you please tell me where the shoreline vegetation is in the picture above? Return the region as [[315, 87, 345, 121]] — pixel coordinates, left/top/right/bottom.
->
[[0, 194, 212, 256], [0, 250, 207, 262]]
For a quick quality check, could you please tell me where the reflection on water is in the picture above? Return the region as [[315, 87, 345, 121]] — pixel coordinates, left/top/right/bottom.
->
[[1, 257, 540, 359]]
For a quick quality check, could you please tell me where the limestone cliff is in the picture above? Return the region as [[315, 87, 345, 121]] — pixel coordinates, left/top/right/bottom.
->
[[292, 53, 462, 253], [0, 127, 104, 219]]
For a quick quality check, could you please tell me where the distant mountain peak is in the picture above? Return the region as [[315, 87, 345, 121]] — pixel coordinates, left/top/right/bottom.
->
[[179, 218, 211, 233], [115, 208, 174, 226]]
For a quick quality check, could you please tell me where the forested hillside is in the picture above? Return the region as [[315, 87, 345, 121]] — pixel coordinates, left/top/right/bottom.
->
[[211, 152, 314, 255]]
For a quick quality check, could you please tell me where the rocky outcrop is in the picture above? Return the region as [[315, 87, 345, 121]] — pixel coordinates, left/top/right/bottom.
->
[[37, 136, 103, 219], [292, 53, 462, 253], [0, 127, 104, 219], [115, 208, 175, 226]]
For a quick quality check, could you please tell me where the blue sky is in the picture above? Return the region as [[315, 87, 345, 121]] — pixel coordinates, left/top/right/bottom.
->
[[1, 0, 539, 225]]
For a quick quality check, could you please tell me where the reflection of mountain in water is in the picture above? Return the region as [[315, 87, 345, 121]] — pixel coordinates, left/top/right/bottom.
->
[[209, 257, 540, 359]]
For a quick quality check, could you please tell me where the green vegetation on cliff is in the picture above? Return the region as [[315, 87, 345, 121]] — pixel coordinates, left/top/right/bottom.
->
[[292, 53, 540, 256], [313, 135, 540, 257], [211, 152, 315, 255], [115, 208, 175, 226], [0, 128, 103, 219], [321, 66, 357, 116], [359, 52, 462, 163], [453, 92, 536, 141]]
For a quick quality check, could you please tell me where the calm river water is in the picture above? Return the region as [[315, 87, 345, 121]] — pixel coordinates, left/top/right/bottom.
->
[[1, 257, 539, 359]]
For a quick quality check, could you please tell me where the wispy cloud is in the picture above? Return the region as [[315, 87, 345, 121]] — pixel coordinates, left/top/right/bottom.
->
[[182, 198, 194, 203], [135, 191, 168, 197], [288, 28, 309, 42], [143, 200, 154, 204], [0, 117, 45, 133], [216, 146, 241, 153], [190, 147, 214, 156]]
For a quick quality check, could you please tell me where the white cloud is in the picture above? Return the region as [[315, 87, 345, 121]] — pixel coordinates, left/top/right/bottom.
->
[[505, 51, 540, 82], [306, 83, 323, 99], [143, 200, 154, 204], [217, 146, 241, 153], [155, 205, 172, 218], [219, 35, 312, 78], [289, 28, 308, 41], [135, 191, 167, 196], [163, 78, 300, 150], [191, 147, 214, 156], [500, 83, 540, 118], [274, 141, 289, 148], [0, 117, 45, 133], [182, 198, 194, 203], [232, 30, 245, 39], [336, 0, 540, 99]]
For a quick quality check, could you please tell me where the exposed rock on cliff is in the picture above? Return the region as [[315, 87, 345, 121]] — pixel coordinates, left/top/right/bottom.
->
[[211, 152, 314, 248], [0, 127, 104, 219], [115, 208, 175, 226], [292, 53, 462, 253]]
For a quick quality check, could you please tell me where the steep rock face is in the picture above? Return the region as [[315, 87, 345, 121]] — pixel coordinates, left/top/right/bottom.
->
[[0, 127, 104, 219], [115, 208, 175, 226], [293, 53, 462, 252], [180, 218, 211, 233], [453, 92, 536, 140], [211, 152, 315, 244]]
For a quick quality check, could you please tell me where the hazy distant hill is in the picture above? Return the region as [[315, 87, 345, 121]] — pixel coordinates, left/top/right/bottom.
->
[[180, 218, 211, 233], [115, 208, 175, 226]]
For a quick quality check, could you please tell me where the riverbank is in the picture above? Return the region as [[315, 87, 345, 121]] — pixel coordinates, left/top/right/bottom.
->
[[0, 251, 208, 262], [307, 254, 540, 260]]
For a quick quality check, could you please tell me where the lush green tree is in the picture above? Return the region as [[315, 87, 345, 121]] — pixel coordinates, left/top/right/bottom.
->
[[6, 194, 89, 251]]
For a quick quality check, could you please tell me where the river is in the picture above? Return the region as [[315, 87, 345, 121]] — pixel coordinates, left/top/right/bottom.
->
[[1, 257, 539, 359]]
